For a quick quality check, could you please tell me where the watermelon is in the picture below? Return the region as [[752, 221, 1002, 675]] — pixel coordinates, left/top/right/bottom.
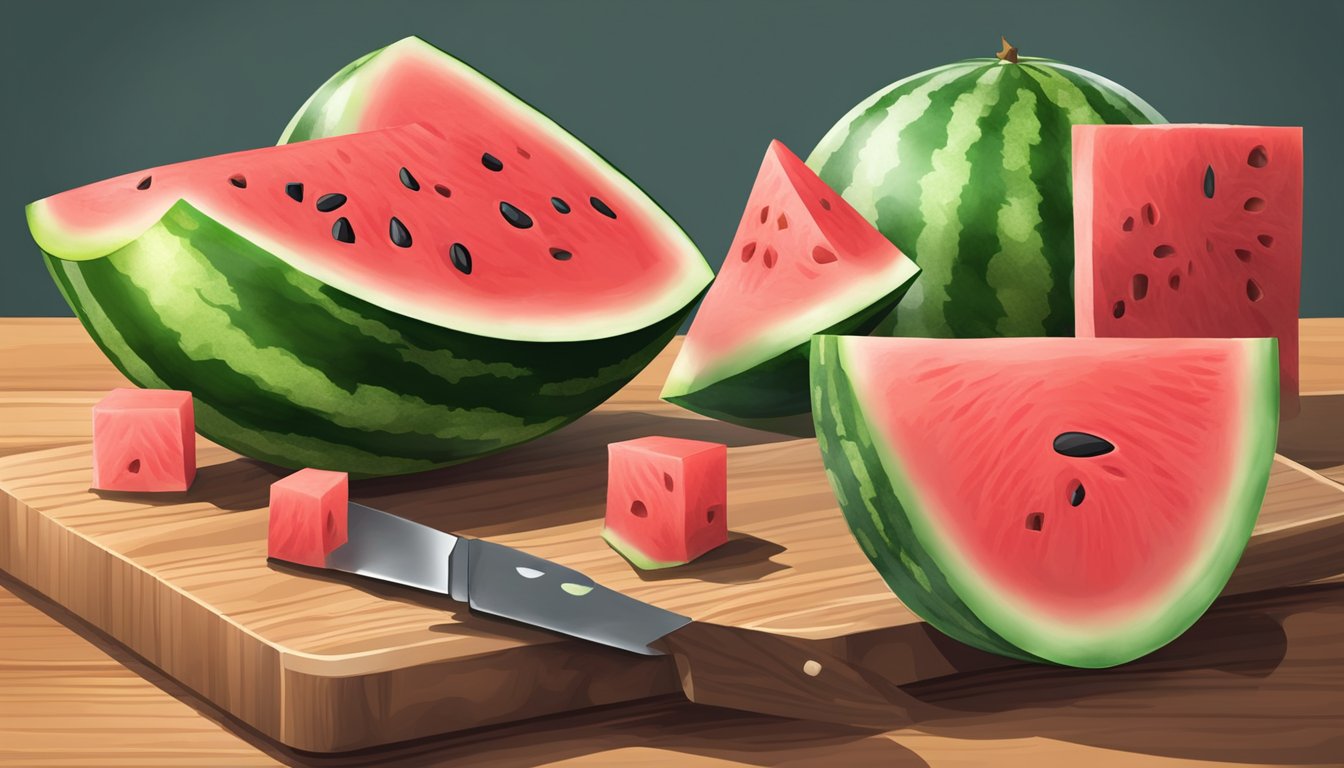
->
[[268, 468, 350, 569], [661, 140, 920, 435], [91, 387, 196, 493], [1073, 124, 1303, 417], [30, 119, 710, 475], [808, 43, 1165, 339], [603, 436, 728, 569], [811, 334, 1278, 667]]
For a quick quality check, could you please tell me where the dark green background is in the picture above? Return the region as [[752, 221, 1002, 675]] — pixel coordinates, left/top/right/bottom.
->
[[3, 0, 1338, 316]]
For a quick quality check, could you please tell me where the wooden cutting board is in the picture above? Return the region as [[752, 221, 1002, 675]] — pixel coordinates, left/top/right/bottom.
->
[[1, 320, 1342, 752]]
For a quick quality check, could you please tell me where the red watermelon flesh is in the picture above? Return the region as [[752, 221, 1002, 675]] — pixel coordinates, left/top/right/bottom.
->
[[813, 335, 1279, 666], [29, 123, 706, 343], [1073, 124, 1302, 416], [660, 140, 920, 432]]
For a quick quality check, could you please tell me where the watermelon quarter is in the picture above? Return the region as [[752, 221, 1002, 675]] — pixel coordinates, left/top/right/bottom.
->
[[661, 141, 919, 435], [809, 45, 1165, 339], [811, 334, 1279, 667], [1073, 124, 1303, 416], [30, 107, 710, 475]]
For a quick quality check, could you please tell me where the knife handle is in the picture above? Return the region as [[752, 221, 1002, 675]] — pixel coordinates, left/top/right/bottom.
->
[[651, 621, 924, 729]]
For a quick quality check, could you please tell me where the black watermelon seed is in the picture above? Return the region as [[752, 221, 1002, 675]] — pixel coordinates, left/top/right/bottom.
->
[[499, 201, 533, 229], [1203, 165, 1215, 198], [399, 167, 420, 191], [482, 153, 503, 172], [1069, 482, 1086, 507], [449, 242, 472, 274], [316, 193, 347, 212], [1053, 432, 1115, 458], [434, 183, 452, 198], [285, 182, 303, 202], [550, 248, 572, 261], [590, 196, 617, 219], [136, 175, 152, 191], [332, 217, 355, 244], [389, 217, 412, 248], [551, 196, 571, 214], [229, 174, 247, 189]]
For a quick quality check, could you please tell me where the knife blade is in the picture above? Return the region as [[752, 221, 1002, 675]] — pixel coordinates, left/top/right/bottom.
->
[[272, 501, 921, 727]]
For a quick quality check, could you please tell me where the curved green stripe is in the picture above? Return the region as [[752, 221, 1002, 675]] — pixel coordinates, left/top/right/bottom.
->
[[812, 64, 976, 205], [939, 68, 1024, 337], [810, 336, 1031, 661]]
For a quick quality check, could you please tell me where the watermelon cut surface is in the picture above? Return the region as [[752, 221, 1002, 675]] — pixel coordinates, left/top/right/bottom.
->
[[31, 116, 709, 474], [811, 335, 1278, 667], [1073, 124, 1303, 416], [661, 141, 919, 435]]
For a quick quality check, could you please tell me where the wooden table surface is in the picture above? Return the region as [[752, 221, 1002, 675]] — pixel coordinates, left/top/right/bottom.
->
[[2, 318, 1342, 767]]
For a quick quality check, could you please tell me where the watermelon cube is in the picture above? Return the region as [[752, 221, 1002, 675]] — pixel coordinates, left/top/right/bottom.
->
[[267, 469, 349, 568], [91, 388, 195, 492], [1073, 124, 1303, 416], [603, 437, 728, 569]]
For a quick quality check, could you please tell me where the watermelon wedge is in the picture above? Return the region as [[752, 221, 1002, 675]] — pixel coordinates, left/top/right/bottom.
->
[[29, 119, 710, 477], [1073, 124, 1303, 416], [811, 335, 1279, 667], [661, 141, 920, 435]]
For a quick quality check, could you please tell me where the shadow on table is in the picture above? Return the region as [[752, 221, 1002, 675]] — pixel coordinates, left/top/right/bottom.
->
[[895, 583, 1342, 765]]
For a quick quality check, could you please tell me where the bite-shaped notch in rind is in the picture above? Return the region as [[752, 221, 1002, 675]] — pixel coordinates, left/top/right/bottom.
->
[[91, 387, 195, 493], [268, 468, 350, 568]]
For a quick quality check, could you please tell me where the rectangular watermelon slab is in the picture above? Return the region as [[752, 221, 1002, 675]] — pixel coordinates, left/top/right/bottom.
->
[[1073, 124, 1303, 416]]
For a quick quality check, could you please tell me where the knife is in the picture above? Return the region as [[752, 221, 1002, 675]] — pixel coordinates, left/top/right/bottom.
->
[[269, 501, 922, 728]]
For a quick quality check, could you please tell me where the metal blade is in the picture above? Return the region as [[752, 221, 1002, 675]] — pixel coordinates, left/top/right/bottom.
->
[[324, 502, 459, 594], [455, 539, 691, 656]]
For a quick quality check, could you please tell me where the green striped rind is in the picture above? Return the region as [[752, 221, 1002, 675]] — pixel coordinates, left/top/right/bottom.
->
[[808, 57, 1165, 339], [601, 527, 686, 570], [662, 277, 913, 436], [809, 335, 1035, 661], [45, 201, 690, 477], [812, 335, 1279, 668]]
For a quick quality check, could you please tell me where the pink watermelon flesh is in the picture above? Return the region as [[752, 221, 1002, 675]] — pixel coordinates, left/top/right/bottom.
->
[[268, 468, 350, 569], [1073, 124, 1302, 416], [91, 387, 195, 492], [29, 123, 703, 342], [604, 436, 728, 569], [661, 140, 919, 430], [837, 336, 1277, 664]]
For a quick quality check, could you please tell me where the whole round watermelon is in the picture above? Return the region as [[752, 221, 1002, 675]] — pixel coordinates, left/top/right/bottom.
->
[[808, 41, 1165, 338]]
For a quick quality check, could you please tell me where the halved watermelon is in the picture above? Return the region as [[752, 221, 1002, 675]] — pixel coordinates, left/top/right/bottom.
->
[[811, 334, 1278, 667], [660, 141, 920, 435], [29, 119, 710, 476], [1073, 124, 1303, 416]]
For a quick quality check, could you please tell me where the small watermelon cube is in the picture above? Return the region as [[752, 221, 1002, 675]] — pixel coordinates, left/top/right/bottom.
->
[[603, 437, 728, 569], [267, 469, 349, 568], [91, 388, 195, 492]]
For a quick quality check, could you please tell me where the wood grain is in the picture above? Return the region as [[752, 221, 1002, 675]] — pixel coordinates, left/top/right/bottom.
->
[[0, 581, 275, 767], [1, 319, 1342, 758]]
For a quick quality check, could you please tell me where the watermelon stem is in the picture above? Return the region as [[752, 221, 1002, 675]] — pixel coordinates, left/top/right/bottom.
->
[[996, 36, 1019, 63]]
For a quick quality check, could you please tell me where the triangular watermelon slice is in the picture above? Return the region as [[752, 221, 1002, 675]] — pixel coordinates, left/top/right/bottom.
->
[[660, 141, 920, 435], [28, 118, 710, 476], [811, 334, 1279, 667], [1073, 124, 1303, 416]]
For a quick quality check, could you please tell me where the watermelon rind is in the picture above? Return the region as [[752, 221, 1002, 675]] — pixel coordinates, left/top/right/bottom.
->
[[662, 273, 915, 436], [278, 35, 712, 343], [810, 334, 1279, 667], [39, 201, 690, 477], [808, 56, 1165, 339], [601, 527, 687, 571]]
